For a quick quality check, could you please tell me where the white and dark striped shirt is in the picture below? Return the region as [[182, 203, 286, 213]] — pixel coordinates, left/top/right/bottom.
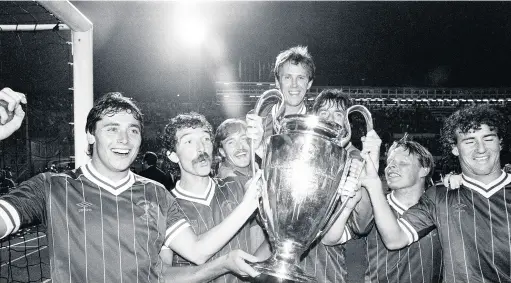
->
[[170, 177, 252, 283], [399, 171, 511, 282], [364, 192, 443, 283], [0, 162, 188, 283]]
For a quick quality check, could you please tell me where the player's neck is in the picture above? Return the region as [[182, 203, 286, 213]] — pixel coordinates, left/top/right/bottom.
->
[[222, 160, 251, 177], [90, 159, 129, 182], [462, 167, 503, 185], [284, 103, 305, 115], [391, 183, 425, 210], [179, 173, 210, 194]]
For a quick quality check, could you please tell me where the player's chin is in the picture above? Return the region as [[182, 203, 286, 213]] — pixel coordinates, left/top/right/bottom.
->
[[233, 159, 250, 168], [194, 167, 212, 177]]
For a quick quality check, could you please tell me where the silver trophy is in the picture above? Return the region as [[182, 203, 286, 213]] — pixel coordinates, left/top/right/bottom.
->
[[251, 89, 373, 283]]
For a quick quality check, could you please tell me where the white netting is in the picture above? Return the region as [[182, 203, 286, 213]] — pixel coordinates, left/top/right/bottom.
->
[[0, 1, 75, 282]]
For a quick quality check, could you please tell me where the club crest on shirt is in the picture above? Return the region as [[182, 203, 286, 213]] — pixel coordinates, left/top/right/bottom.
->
[[136, 200, 158, 222], [452, 202, 467, 214], [77, 201, 93, 212]]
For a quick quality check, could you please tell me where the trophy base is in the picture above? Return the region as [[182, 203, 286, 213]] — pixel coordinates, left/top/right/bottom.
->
[[251, 257, 316, 283]]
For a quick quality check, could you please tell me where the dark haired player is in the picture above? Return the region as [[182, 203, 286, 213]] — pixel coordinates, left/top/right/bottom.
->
[[0, 89, 260, 282], [362, 105, 511, 282]]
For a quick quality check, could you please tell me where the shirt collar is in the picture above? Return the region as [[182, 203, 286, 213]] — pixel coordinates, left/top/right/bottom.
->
[[387, 191, 409, 215], [461, 170, 511, 198], [81, 161, 135, 196], [172, 178, 215, 206]]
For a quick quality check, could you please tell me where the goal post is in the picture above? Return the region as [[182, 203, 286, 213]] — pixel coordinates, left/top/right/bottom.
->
[[0, 1, 93, 169], [38, 1, 93, 169]]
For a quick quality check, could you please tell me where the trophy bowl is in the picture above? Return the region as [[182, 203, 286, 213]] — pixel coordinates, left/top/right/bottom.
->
[[252, 115, 352, 283]]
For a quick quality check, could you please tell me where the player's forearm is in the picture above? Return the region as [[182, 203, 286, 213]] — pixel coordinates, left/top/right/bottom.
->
[[194, 201, 255, 262], [321, 208, 352, 246], [163, 257, 228, 283], [365, 187, 409, 250], [349, 189, 374, 235]]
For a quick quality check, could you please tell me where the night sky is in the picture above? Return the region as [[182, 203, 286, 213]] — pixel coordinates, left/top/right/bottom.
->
[[70, 1, 511, 100]]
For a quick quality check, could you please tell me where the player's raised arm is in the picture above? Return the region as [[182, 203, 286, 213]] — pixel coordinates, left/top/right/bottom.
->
[[360, 151, 410, 250], [0, 87, 26, 141], [166, 172, 261, 264]]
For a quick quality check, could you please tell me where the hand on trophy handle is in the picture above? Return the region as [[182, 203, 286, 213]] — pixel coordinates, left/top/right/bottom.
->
[[340, 160, 364, 211], [243, 170, 264, 211], [359, 151, 384, 193], [361, 129, 382, 173]]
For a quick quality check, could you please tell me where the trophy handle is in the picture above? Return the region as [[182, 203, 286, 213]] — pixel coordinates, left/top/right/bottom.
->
[[257, 174, 277, 243], [254, 89, 285, 134], [334, 105, 374, 148], [315, 157, 366, 241]]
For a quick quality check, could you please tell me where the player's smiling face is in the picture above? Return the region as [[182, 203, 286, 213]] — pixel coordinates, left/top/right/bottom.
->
[[220, 129, 251, 169], [452, 124, 502, 180], [276, 61, 313, 108], [385, 147, 425, 190], [88, 111, 142, 179], [173, 127, 213, 177]]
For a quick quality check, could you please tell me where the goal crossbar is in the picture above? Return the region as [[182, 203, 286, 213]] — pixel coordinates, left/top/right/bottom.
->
[[0, 1, 93, 169]]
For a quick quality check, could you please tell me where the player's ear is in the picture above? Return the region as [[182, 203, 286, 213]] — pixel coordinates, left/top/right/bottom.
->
[[420, 167, 430, 178], [451, 145, 459, 157], [219, 148, 227, 158], [168, 151, 179, 164], [86, 131, 95, 145]]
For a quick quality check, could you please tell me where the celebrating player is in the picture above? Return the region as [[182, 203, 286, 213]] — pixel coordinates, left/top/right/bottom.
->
[[361, 105, 511, 282], [0, 89, 260, 282]]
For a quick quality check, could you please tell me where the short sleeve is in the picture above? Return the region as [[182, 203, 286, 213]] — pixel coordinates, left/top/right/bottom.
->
[[0, 173, 48, 238], [398, 188, 438, 245], [163, 194, 190, 247]]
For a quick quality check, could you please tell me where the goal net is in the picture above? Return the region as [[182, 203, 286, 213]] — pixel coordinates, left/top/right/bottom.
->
[[0, 1, 92, 281]]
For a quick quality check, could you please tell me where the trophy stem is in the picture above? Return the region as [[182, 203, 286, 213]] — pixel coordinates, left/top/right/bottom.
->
[[251, 240, 316, 283]]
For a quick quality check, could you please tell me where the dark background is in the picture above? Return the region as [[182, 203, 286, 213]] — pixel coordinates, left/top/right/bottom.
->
[[70, 1, 511, 100]]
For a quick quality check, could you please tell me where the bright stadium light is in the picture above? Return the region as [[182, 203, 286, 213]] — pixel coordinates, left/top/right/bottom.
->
[[172, 2, 206, 48]]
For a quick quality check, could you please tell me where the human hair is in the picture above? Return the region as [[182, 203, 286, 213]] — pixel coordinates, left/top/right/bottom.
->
[[440, 105, 507, 151], [387, 133, 435, 183], [143, 151, 158, 166], [214, 118, 247, 162], [274, 45, 315, 82], [85, 92, 143, 156], [160, 112, 213, 178], [312, 89, 352, 114]]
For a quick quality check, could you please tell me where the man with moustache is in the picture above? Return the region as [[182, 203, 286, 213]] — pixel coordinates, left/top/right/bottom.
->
[[0, 89, 260, 282], [361, 105, 511, 282], [214, 118, 253, 182], [213, 118, 268, 254], [160, 112, 264, 282]]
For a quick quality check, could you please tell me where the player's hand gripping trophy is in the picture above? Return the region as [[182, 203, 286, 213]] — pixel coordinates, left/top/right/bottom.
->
[[249, 89, 373, 283]]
